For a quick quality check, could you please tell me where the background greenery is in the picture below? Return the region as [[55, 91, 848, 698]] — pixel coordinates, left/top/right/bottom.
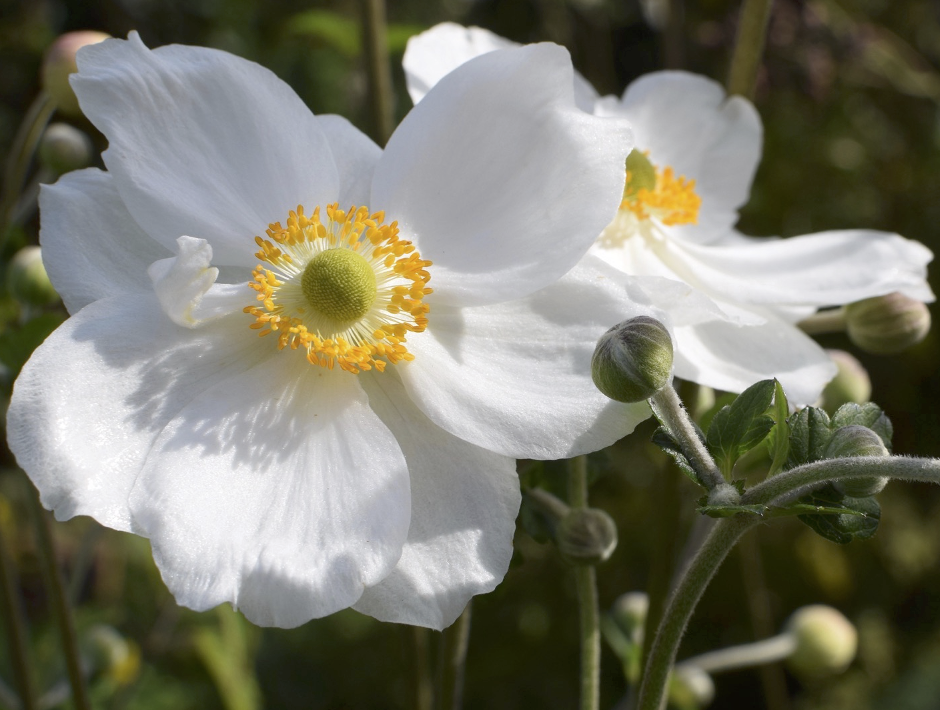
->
[[1, 0, 940, 708]]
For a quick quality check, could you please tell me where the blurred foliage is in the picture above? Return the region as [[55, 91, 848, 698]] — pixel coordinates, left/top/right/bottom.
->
[[1, 0, 940, 708]]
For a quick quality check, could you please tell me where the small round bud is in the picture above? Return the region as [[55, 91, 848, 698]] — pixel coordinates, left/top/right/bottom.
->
[[592, 316, 673, 403], [557, 507, 618, 566], [611, 591, 649, 643], [670, 665, 715, 708], [820, 350, 871, 412], [39, 123, 94, 174], [845, 292, 931, 355], [826, 425, 889, 497], [785, 605, 857, 679], [41, 31, 110, 117], [6, 246, 59, 307], [86, 624, 141, 685]]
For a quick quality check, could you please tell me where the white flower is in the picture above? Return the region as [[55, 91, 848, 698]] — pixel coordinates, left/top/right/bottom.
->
[[404, 23, 935, 404], [7, 33, 660, 629]]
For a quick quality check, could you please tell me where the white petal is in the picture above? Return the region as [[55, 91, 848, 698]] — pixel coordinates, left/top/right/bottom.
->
[[374, 43, 633, 306], [131, 355, 411, 628], [6, 294, 270, 532], [317, 114, 381, 206], [39, 169, 169, 313], [673, 314, 837, 404], [398, 254, 657, 459], [353, 373, 520, 630], [72, 33, 339, 267]]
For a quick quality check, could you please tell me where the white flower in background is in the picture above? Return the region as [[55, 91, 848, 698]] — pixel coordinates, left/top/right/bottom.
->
[[7, 33, 661, 629], [404, 23, 935, 404]]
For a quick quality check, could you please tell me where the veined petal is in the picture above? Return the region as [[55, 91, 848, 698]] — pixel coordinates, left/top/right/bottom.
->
[[374, 43, 633, 307], [317, 114, 381, 207], [72, 33, 339, 267], [354, 373, 520, 630], [399, 255, 658, 459], [130, 355, 411, 628], [39, 168, 169, 313]]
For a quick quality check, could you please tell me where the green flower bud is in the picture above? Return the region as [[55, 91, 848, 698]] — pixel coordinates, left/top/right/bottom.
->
[[845, 292, 931, 355], [85, 624, 141, 685], [39, 123, 94, 174], [670, 665, 715, 709], [785, 605, 857, 679], [41, 31, 110, 117], [592, 316, 673, 403], [820, 350, 871, 412], [6, 246, 59, 307], [611, 591, 649, 644], [557, 507, 618, 566], [826, 425, 889, 497]]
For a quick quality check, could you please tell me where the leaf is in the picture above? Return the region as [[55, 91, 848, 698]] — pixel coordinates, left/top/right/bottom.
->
[[705, 379, 776, 477], [651, 426, 706, 488], [831, 402, 894, 451], [785, 406, 832, 469], [796, 483, 881, 544], [767, 380, 790, 476]]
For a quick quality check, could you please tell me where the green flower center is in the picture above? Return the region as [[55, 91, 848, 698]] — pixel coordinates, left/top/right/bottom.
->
[[301, 247, 377, 324]]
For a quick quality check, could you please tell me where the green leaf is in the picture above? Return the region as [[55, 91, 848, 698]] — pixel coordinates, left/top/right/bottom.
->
[[0, 313, 64, 377], [705, 379, 776, 477], [651, 426, 706, 488], [767, 380, 790, 476], [831, 402, 894, 451], [785, 406, 832, 469], [796, 483, 881, 544]]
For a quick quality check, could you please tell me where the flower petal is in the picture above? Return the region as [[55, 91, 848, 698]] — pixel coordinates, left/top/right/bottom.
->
[[39, 168, 169, 313], [129, 355, 411, 628], [373, 43, 633, 306], [398, 254, 658, 459], [353, 373, 520, 630], [317, 114, 381, 207], [72, 33, 339, 267]]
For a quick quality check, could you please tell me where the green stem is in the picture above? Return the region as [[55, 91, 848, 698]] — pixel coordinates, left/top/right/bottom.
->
[[359, 0, 394, 146], [797, 308, 847, 336], [0, 509, 37, 710], [28, 489, 92, 710], [567, 456, 599, 710], [636, 515, 758, 710], [438, 603, 472, 710], [411, 626, 434, 710], [677, 631, 796, 674], [726, 0, 774, 99], [650, 384, 725, 491]]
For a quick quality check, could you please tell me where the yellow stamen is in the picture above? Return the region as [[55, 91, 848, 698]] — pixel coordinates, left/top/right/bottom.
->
[[620, 156, 701, 226]]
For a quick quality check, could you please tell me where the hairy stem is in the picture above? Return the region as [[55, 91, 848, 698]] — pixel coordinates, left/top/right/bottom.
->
[[678, 632, 796, 674], [650, 384, 724, 491], [726, 0, 774, 99], [568, 456, 600, 710], [797, 308, 847, 336]]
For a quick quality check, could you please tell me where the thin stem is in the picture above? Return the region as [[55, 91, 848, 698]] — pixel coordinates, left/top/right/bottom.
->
[[0, 510, 37, 710], [411, 626, 434, 710], [663, 0, 684, 69], [567, 456, 599, 710], [438, 603, 472, 710], [359, 0, 394, 145], [650, 384, 724, 491], [797, 308, 847, 336], [28, 489, 92, 710], [726, 0, 774, 99], [636, 515, 758, 710], [677, 632, 796, 674]]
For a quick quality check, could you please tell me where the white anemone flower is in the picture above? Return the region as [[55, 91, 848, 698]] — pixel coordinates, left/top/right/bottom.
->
[[7, 33, 663, 629], [404, 23, 935, 404]]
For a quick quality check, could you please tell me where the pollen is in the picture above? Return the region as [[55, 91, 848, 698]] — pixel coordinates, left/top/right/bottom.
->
[[245, 203, 432, 374], [619, 149, 701, 226]]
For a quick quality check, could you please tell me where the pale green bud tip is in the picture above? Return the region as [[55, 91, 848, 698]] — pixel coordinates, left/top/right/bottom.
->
[[591, 316, 673, 403], [41, 31, 110, 117], [6, 246, 59, 307], [39, 123, 94, 174], [611, 591, 649, 644], [557, 508, 618, 566], [670, 666, 715, 708], [845, 292, 931, 355], [785, 605, 858, 678], [826, 425, 889, 497], [820, 350, 871, 411]]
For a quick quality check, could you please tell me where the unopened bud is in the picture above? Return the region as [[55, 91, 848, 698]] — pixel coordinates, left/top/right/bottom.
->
[[557, 507, 618, 566], [592, 316, 673, 403], [6, 246, 59, 307], [86, 624, 141, 685], [670, 665, 715, 708], [41, 31, 110, 117], [611, 591, 649, 643], [820, 350, 871, 412], [826, 425, 889, 497], [39, 123, 94, 174], [785, 605, 857, 679], [845, 292, 931, 355]]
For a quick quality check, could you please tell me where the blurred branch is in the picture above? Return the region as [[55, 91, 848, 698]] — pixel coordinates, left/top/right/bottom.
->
[[727, 0, 774, 99], [437, 603, 472, 710], [360, 0, 394, 145], [0, 501, 37, 710]]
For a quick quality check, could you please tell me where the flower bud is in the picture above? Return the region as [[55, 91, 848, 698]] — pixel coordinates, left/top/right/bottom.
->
[[820, 350, 871, 412], [592, 316, 673, 403], [611, 591, 649, 643], [39, 123, 94, 174], [785, 605, 857, 679], [41, 31, 110, 117], [845, 292, 931, 355], [670, 665, 715, 708], [86, 624, 141, 685], [6, 246, 59, 307], [825, 425, 889, 497], [557, 507, 618, 566]]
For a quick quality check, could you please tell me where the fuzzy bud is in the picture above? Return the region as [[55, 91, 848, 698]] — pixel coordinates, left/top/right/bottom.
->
[[845, 292, 931, 355], [39, 123, 94, 174], [592, 316, 673, 403], [41, 31, 110, 117], [670, 665, 715, 709], [820, 350, 871, 412], [6, 246, 58, 307], [611, 591, 649, 643], [826, 425, 889, 497], [785, 605, 857, 679], [557, 508, 618, 566]]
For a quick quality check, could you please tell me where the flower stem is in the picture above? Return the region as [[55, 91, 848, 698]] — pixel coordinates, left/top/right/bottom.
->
[[650, 383, 724, 491], [726, 0, 774, 99], [438, 602, 472, 710], [411, 626, 434, 710], [636, 515, 758, 710], [567, 456, 600, 710], [28, 489, 92, 710], [359, 0, 394, 146], [797, 308, 847, 336], [677, 631, 796, 674], [0, 512, 37, 710]]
